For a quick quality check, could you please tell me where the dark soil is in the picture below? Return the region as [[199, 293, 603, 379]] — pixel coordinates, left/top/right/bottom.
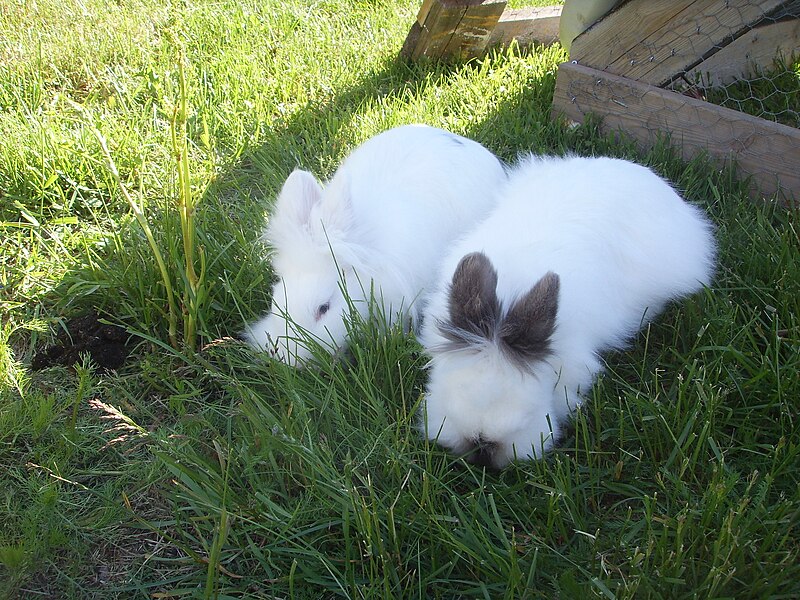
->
[[32, 312, 131, 371]]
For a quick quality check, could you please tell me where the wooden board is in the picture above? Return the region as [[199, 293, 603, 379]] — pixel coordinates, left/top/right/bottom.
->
[[416, 0, 438, 26], [488, 5, 562, 48], [414, 0, 487, 28], [443, 0, 506, 58], [570, 0, 791, 86], [403, 0, 506, 60], [558, 0, 621, 53], [409, 0, 468, 60], [551, 61, 800, 202], [683, 18, 800, 88]]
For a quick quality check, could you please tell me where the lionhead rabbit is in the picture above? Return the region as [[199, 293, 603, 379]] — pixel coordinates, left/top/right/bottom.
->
[[419, 155, 716, 468], [244, 124, 507, 365]]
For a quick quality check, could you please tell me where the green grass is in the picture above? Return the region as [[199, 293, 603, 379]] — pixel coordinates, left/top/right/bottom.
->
[[703, 58, 800, 128], [1, 0, 799, 598]]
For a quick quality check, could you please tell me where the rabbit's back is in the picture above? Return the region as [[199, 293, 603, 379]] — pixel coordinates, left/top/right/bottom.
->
[[429, 155, 715, 353], [498, 155, 715, 294], [329, 125, 506, 262]]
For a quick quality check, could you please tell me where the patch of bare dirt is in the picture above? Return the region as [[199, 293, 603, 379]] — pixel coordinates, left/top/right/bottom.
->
[[32, 312, 131, 371]]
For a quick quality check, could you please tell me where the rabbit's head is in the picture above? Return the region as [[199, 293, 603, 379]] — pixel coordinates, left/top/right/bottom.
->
[[244, 169, 369, 365], [421, 252, 563, 468]]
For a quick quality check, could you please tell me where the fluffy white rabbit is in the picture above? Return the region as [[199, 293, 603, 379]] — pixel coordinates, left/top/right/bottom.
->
[[419, 154, 716, 468], [244, 124, 507, 365]]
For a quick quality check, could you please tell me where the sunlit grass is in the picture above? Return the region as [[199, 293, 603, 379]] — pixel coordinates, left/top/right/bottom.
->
[[1, 0, 798, 598], [703, 57, 800, 128]]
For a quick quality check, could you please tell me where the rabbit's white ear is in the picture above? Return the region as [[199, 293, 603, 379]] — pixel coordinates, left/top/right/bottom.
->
[[274, 169, 323, 227], [318, 174, 354, 235], [499, 271, 559, 364]]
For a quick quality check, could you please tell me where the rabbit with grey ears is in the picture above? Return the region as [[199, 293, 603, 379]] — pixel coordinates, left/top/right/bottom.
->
[[244, 124, 507, 365], [419, 154, 716, 468]]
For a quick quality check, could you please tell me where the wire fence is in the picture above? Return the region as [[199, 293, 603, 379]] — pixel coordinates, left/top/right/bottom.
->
[[557, 0, 800, 200], [669, 2, 800, 129]]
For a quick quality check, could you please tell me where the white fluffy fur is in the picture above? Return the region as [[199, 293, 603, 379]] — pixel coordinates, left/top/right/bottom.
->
[[244, 124, 507, 365], [419, 154, 717, 467]]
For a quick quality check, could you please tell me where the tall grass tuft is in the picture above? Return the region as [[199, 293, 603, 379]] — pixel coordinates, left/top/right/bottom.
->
[[171, 48, 208, 351], [67, 44, 209, 351], [68, 97, 181, 348]]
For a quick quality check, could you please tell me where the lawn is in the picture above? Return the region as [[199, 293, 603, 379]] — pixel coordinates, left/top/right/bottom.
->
[[1, 0, 798, 598]]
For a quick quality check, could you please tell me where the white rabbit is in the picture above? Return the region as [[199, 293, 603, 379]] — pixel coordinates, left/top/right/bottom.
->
[[244, 124, 507, 365], [419, 154, 716, 468]]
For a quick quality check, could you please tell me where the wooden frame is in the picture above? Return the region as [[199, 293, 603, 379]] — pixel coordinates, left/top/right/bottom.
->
[[401, 0, 799, 202], [400, 0, 561, 61], [552, 62, 800, 201], [554, 0, 799, 202]]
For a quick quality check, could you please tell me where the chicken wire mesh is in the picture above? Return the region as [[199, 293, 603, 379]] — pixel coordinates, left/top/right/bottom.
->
[[670, 1, 800, 129], [556, 0, 800, 201]]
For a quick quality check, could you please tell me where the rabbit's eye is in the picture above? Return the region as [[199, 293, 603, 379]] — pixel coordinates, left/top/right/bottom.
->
[[316, 302, 330, 320]]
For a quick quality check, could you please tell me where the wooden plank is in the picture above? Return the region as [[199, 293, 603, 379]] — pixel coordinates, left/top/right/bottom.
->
[[570, 0, 695, 67], [416, 0, 487, 27], [401, 21, 425, 58], [416, 0, 437, 26], [683, 18, 800, 88], [570, 0, 790, 86], [403, 0, 506, 60], [559, 0, 621, 53], [409, 0, 468, 60], [487, 5, 562, 48], [442, 0, 506, 59], [551, 61, 800, 202]]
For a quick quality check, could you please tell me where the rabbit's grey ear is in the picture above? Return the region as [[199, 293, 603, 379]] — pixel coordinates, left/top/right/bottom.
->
[[499, 271, 559, 364], [446, 252, 501, 341], [274, 169, 323, 227]]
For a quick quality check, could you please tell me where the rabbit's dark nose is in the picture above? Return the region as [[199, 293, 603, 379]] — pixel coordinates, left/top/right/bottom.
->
[[465, 436, 499, 469]]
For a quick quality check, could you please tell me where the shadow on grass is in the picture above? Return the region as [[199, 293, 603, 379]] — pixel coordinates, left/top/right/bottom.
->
[[194, 49, 568, 337]]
